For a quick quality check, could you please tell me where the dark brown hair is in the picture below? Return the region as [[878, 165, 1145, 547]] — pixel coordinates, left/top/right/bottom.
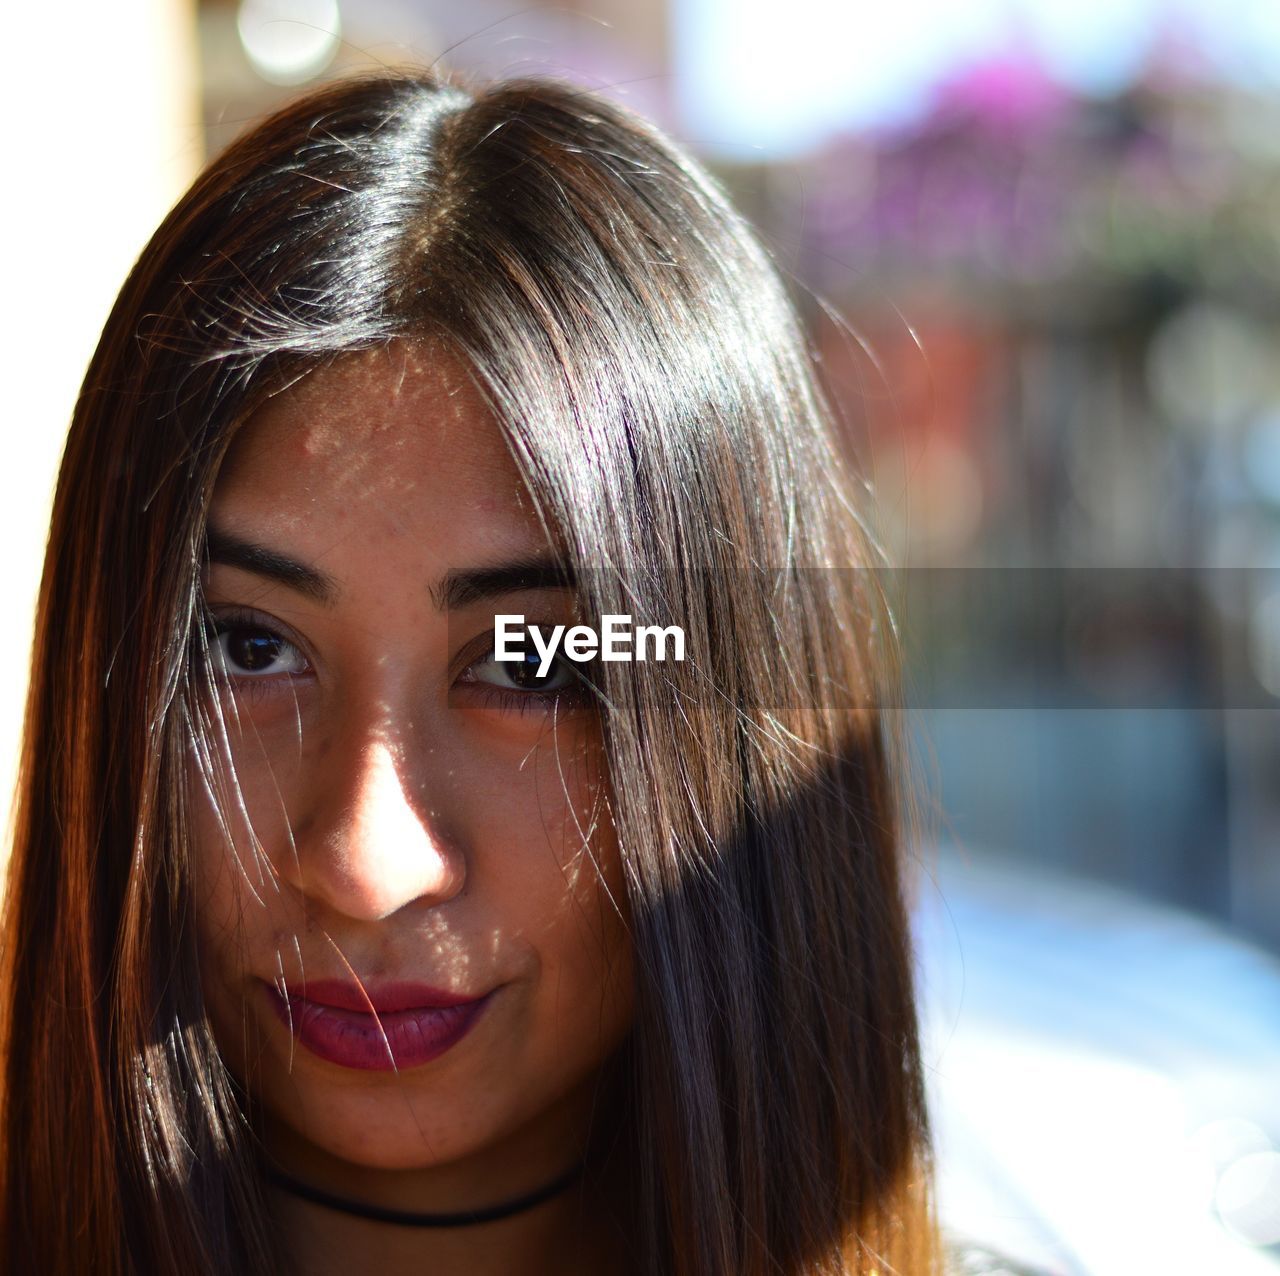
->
[[0, 67, 939, 1275]]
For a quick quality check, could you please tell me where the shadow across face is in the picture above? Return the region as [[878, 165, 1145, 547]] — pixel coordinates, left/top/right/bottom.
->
[[188, 340, 635, 1207]]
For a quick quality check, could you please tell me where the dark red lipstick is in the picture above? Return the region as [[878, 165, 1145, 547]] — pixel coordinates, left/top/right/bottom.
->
[[265, 978, 495, 1071]]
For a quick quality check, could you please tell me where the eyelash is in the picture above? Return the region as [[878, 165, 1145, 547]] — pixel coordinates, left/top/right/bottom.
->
[[198, 607, 596, 718], [455, 678, 591, 718]]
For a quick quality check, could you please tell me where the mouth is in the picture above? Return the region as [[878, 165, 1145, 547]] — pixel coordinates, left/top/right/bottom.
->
[[263, 978, 497, 1072]]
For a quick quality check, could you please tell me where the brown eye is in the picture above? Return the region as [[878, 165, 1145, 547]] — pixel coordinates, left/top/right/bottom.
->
[[452, 630, 598, 719], [469, 648, 576, 694], [209, 617, 310, 678]]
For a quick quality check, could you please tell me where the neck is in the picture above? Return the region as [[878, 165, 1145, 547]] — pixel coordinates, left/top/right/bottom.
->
[[270, 1164, 620, 1276], [262, 1084, 633, 1276], [264, 1156, 586, 1227]]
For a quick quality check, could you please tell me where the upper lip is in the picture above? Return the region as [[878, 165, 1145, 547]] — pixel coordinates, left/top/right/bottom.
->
[[272, 978, 489, 1013]]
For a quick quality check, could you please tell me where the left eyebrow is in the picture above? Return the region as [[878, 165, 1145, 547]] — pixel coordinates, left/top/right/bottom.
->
[[205, 522, 576, 612], [429, 558, 578, 611]]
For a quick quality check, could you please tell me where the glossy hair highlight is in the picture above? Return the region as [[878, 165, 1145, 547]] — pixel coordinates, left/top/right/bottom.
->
[[0, 68, 940, 1275]]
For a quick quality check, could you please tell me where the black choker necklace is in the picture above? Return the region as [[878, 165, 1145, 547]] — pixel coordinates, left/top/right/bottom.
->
[[264, 1158, 586, 1228]]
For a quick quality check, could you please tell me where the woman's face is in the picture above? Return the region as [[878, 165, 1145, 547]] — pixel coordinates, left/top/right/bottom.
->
[[189, 342, 634, 1187]]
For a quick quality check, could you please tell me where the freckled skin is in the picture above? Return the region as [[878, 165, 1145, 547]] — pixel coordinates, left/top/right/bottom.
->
[[189, 341, 635, 1230]]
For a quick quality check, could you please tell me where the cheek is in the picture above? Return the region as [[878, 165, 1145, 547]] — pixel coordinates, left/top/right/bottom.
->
[[450, 710, 634, 1056], [489, 721, 634, 1037], [184, 722, 298, 978], [185, 762, 259, 1074], [186, 737, 318, 1088], [490, 715, 625, 912]]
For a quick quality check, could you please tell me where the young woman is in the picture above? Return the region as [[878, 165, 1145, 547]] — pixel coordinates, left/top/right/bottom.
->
[[0, 69, 946, 1275]]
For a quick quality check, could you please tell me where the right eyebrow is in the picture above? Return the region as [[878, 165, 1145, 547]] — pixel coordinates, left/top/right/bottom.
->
[[204, 523, 339, 605], [203, 523, 578, 612]]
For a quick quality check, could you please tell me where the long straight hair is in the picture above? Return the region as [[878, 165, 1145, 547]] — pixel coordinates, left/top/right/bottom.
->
[[0, 68, 940, 1275]]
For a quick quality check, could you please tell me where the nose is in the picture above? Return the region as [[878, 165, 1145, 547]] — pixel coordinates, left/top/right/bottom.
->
[[283, 735, 466, 922]]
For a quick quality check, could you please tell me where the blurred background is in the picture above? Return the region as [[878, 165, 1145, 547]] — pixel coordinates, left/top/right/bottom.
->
[[4, 1, 1280, 1271]]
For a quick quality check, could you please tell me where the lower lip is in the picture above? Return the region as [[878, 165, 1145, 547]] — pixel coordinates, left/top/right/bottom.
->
[[264, 984, 494, 1071]]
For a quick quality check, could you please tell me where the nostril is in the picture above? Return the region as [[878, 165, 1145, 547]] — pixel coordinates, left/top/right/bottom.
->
[[285, 739, 467, 921]]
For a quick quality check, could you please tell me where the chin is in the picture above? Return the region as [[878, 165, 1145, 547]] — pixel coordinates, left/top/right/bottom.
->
[[270, 1080, 512, 1172]]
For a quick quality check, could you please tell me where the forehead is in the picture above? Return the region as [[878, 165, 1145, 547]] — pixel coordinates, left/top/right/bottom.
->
[[210, 342, 539, 548]]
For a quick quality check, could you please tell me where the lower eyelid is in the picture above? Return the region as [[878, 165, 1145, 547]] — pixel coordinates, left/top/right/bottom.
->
[[454, 679, 593, 717], [209, 669, 314, 704]]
